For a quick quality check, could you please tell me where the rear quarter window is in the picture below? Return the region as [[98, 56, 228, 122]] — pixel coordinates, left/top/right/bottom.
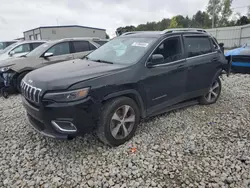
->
[[185, 36, 212, 58]]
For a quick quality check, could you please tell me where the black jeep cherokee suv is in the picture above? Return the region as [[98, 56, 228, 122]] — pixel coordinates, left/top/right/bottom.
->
[[21, 30, 229, 146]]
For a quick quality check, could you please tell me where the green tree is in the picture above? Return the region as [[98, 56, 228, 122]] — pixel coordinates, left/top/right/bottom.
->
[[207, 0, 222, 27], [191, 11, 211, 28], [220, 0, 233, 26], [236, 16, 250, 25], [169, 16, 182, 28], [247, 5, 250, 18]]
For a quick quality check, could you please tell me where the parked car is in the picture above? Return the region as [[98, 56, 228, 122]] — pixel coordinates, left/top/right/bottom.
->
[[21, 29, 229, 146], [225, 40, 250, 73], [92, 38, 109, 46], [0, 40, 45, 61], [0, 40, 18, 53], [0, 38, 102, 92]]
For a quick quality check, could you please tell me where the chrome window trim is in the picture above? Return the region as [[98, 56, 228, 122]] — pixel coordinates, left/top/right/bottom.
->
[[145, 35, 184, 68], [151, 59, 186, 68], [186, 51, 217, 60]]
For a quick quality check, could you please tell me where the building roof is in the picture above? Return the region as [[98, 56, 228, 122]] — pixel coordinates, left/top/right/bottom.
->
[[23, 25, 106, 33]]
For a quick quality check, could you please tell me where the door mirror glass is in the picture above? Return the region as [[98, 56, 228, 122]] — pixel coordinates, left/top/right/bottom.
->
[[44, 52, 54, 58], [147, 54, 164, 67], [9, 51, 15, 56]]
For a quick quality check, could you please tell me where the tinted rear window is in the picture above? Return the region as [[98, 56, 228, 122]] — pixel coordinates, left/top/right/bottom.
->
[[185, 36, 212, 58], [73, 41, 90, 52], [32, 42, 44, 49]]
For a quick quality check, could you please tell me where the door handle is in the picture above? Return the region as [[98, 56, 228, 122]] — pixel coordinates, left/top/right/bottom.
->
[[177, 64, 184, 69], [211, 58, 218, 62]]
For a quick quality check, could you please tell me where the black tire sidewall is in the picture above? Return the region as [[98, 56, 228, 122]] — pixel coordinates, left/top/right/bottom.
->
[[100, 97, 140, 146], [16, 72, 29, 92]]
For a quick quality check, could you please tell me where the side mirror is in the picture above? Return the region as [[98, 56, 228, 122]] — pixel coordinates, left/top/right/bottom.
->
[[147, 54, 164, 67], [43, 52, 53, 58], [219, 43, 224, 48], [9, 51, 15, 56]]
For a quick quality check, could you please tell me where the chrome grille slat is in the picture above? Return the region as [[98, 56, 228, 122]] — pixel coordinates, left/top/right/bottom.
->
[[21, 80, 42, 104]]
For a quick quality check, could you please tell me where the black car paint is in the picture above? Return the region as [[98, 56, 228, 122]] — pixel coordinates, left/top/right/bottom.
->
[[21, 32, 228, 139]]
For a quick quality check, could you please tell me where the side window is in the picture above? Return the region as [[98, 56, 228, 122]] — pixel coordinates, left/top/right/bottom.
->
[[185, 36, 212, 58], [89, 43, 97, 50], [32, 43, 43, 50], [12, 44, 31, 54], [211, 38, 219, 50], [153, 37, 183, 63], [73, 41, 90, 53], [46, 42, 70, 56]]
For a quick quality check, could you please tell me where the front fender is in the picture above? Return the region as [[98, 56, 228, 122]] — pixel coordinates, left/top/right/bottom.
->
[[103, 89, 146, 118]]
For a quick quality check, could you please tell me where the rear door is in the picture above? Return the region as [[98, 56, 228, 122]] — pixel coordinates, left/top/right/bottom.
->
[[71, 41, 97, 59], [31, 42, 44, 51], [42, 42, 73, 65], [184, 35, 220, 98]]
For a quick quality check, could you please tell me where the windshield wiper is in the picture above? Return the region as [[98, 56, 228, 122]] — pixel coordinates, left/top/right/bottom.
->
[[91, 59, 114, 64], [81, 55, 89, 60]]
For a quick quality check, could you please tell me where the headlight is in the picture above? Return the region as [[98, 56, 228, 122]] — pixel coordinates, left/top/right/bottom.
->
[[0, 67, 10, 72], [43, 88, 90, 102]]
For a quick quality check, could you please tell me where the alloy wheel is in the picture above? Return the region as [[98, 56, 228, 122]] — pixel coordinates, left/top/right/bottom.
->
[[205, 80, 220, 102], [110, 105, 136, 140]]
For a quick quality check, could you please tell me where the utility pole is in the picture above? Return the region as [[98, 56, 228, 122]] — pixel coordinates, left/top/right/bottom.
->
[[212, 0, 215, 28]]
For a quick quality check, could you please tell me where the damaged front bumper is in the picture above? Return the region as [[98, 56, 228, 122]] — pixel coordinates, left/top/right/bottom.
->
[[0, 70, 17, 88]]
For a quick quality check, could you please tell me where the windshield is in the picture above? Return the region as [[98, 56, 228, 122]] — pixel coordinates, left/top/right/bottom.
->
[[26, 42, 51, 57], [87, 37, 156, 65]]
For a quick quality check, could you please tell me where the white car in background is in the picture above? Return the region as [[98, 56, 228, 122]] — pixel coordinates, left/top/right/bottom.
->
[[0, 40, 46, 61]]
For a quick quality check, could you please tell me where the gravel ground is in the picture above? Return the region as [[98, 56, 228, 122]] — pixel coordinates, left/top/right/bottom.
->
[[0, 74, 250, 188]]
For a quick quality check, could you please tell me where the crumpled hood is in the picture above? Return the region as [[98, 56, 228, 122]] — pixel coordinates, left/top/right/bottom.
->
[[0, 57, 40, 71], [225, 47, 250, 56], [24, 59, 127, 91]]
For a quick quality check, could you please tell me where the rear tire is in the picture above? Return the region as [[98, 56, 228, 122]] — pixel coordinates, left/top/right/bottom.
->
[[15, 71, 29, 93], [199, 77, 221, 105], [96, 97, 140, 147]]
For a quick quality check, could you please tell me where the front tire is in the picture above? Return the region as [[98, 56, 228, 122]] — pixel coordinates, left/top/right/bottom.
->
[[15, 72, 29, 93], [96, 97, 140, 147], [199, 77, 222, 105]]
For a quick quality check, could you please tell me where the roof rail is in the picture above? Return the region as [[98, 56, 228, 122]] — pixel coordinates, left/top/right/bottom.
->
[[119, 31, 161, 36], [120, 31, 148, 36], [160, 28, 207, 34]]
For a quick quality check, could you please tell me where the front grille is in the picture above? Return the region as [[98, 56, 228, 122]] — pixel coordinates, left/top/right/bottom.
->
[[21, 80, 42, 103]]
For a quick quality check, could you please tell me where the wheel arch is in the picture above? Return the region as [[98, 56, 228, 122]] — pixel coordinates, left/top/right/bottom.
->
[[212, 68, 223, 82], [103, 90, 146, 118]]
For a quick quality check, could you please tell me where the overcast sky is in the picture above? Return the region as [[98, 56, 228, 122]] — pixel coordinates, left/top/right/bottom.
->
[[0, 0, 249, 40]]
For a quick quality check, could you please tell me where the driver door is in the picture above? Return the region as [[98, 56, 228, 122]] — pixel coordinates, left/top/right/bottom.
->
[[42, 42, 74, 65], [143, 36, 188, 115]]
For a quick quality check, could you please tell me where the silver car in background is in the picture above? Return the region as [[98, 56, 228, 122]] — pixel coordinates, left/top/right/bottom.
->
[[0, 40, 46, 61], [0, 37, 104, 92]]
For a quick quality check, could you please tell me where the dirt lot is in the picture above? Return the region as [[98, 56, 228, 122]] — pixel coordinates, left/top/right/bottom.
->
[[0, 74, 250, 188]]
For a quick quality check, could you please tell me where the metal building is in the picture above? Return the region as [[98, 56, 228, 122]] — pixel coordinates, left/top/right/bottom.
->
[[23, 25, 106, 40], [206, 24, 250, 49]]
